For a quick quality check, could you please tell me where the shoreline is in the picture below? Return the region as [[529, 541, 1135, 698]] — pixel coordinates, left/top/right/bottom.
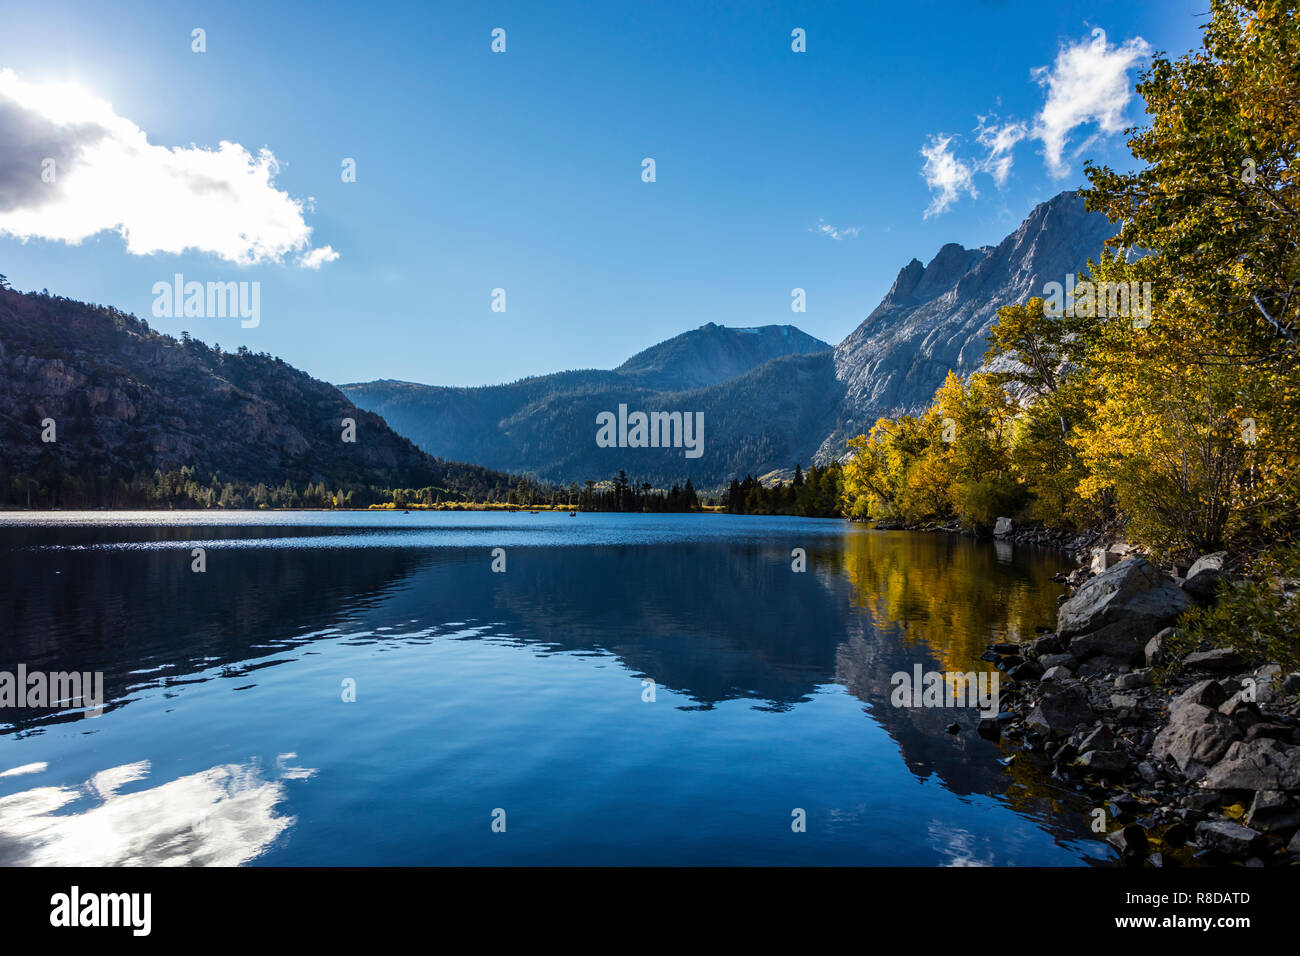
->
[[979, 545, 1300, 866]]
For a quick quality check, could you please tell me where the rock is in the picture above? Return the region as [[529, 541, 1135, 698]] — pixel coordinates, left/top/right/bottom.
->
[[1109, 694, 1140, 712], [1184, 792, 1222, 812], [1183, 648, 1244, 672], [1115, 669, 1153, 690], [977, 717, 1001, 740], [1195, 820, 1262, 856], [1175, 679, 1228, 710], [1145, 628, 1173, 667], [1201, 738, 1300, 791], [1041, 665, 1072, 682], [1058, 558, 1191, 666], [989, 642, 1021, 655], [1078, 750, 1130, 773], [1026, 684, 1095, 739], [1219, 691, 1261, 731], [1282, 674, 1300, 695], [1163, 822, 1192, 848], [946, 722, 961, 735], [1108, 823, 1149, 857], [1039, 653, 1077, 670], [1289, 831, 1300, 857], [1244, 790, 1300, 831], [994, 517, 1013, 537], [1183, 552, 1227, 602], [1246, 722, 1294, 743], [1007, 660, 1044, 680], [1091, 547, 1123, 573], [1152, 703, 1242, 778], [1079, 724, 1116, 753], [1032, 633, 1064, 655]]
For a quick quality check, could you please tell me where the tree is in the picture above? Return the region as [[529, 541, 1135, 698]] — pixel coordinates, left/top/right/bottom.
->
[[1079, 0, 1300, 554]]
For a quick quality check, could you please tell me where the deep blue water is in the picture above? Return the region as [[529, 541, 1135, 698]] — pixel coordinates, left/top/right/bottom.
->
[[0, 511, 1110, 865]]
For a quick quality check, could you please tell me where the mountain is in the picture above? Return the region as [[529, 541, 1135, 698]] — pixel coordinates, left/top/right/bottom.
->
[[616, 322, 830, 389], [345, 191, 1117, 489], [342, 324, 836, 488], [0, 286, 517, 505], [819, 190, 1117, 455]]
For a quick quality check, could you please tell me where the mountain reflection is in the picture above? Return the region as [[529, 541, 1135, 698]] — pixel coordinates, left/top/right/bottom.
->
[[0, 516, 1105, 864], [0, 755, 314, 866]]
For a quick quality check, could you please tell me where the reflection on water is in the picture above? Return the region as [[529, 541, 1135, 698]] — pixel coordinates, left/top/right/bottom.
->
[[0, 512, 1108, 866], [0, 755, 314, 866]]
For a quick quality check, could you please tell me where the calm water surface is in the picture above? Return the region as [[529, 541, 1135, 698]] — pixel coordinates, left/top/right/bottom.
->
[[0, 511, 1111, 866]]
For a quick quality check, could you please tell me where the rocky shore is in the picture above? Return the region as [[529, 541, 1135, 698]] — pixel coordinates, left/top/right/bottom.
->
[[978, 542, 1300, 866]]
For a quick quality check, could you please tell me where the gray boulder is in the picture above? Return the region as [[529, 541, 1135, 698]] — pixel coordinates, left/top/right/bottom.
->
[[1115, 669, 1152, 690], [994, 517, 1013, 537], [1183, 648, 1243, 672], [1195, 820, 1262, 855], [1245, 791, 1300, 831], [1177, 679, 1228, 709], [1077, 750, 1129, 772], [1183, 551, 1227, 602], [1058, 558, 1191, 666], [1201, 739, 1300, 791], [1145, 628, 1172, 667], [1152, 702, 1242, 779], [1039, 653, 1077, 670], [1026, 684, 1095, 739]]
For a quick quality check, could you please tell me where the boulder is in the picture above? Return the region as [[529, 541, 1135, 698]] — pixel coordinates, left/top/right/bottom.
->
[[1032, 633, 1064, 655], [1201, 739, 1300, 791], [1183, 552, 1227, 602], [1244, 790, 1300, 831], [1109, 694, 1140, 713], [1026, 684, 1095, 739], [1175, 679, 1228, 710], [1090, 548, 1122, 573], [1183, 648, 1243, 672], [1115, 669, 1153, 690], [1039, 653, 1077, 670], [1145, 628, 1172, 667], [1041, 665, 1072, 681], [1078, 750, 1129, 772], [1195, 820, 1262, 856], [1107, 823, 1149, 857], [1152, 703, 1241, 778], [1079, 724, 1116, 753], [1058, 558, 1191, 666], [994, 517, 1013, 537]]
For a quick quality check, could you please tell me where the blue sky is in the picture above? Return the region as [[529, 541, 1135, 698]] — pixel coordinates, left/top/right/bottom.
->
[[0, 0, 1203, 386]]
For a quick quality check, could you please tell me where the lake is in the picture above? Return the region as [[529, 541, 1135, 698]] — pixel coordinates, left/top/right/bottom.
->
[[0, 511, 1110, 865]]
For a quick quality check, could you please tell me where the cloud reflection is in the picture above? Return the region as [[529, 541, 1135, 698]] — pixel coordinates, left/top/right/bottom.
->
[[0, 754, 314, 865]]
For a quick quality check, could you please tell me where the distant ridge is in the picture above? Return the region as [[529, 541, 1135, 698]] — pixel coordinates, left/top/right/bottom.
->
[[0, 286, 518, 503]]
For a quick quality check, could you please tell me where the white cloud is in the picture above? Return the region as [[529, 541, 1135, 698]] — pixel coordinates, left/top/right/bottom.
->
[[917, 28, 1150, 213], [920, 134, 977, 219], [0, 69, 335, 267], [811, 218, 860, 240], [975, 115, 1028, 187], [1032, 28, 1152, 178], [297, 244, 340, 269]]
